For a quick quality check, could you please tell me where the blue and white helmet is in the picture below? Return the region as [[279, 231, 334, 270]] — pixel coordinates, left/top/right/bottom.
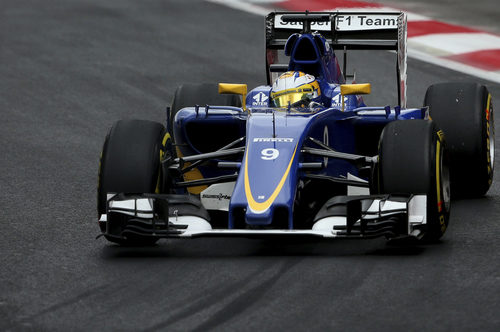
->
[[270, 71, 321, 107]]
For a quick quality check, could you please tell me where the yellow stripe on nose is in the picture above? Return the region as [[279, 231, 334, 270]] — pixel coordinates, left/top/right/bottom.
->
[[244, 143, 298, 213]]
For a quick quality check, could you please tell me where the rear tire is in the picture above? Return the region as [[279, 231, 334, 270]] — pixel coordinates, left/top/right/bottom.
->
[[378, 120, 451, 242], [170, 83, 241, 139], [97, 119, 165, 246], [424, 82, 494, 197]]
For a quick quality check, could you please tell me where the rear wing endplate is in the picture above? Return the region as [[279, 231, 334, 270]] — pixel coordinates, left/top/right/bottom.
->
[[265, 11, 407, 107]]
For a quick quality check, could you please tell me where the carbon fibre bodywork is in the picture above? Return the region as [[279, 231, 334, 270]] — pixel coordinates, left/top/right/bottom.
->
[[172, 95, 425, 229]]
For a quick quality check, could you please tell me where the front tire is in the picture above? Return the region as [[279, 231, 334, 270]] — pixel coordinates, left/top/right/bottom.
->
[[378, 120, 451, 242], [424, 82, 494, 197], [97, 119, 165, 246]]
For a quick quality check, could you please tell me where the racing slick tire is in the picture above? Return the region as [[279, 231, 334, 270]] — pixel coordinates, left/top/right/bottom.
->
[[170, 83, 241, 138], [424, 82, 494, 197], [378, 120, 451, 242], [98, 119, 165, 246]]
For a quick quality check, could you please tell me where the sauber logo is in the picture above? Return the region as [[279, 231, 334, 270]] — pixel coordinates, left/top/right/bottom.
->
[[336, 15, 397, 30], [253, 138, 294, 143], [274, 14, 400, 32], [201, 193, 231, 201]]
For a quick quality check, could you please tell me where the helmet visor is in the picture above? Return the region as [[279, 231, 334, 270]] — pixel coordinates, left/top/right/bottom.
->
[[271, 87, 317, 107]]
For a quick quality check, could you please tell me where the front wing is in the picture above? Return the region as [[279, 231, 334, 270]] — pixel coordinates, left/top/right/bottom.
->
[[98, 193, 427, 240]]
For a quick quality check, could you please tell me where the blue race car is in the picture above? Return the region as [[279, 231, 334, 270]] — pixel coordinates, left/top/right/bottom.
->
[[97, 12, 494, 246]]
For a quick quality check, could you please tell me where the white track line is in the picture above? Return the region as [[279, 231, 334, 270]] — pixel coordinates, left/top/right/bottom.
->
[[410, 33, 500, 56]]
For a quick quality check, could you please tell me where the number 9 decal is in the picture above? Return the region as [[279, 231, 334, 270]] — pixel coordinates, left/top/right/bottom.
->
[[261, 148, 279, 160]]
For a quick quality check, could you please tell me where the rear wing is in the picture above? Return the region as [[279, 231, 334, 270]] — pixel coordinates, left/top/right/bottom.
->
[[265, 11, 407, 107]]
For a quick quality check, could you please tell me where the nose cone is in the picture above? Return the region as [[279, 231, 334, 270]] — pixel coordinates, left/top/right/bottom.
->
[[229, 111, 314, 228]]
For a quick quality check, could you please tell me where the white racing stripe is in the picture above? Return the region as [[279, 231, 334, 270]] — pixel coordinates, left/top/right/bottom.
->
[[409, 33, 500, 56], [408, 48, 500, 84], [207, 0, 269, 15], [405, 12, 431, 21]]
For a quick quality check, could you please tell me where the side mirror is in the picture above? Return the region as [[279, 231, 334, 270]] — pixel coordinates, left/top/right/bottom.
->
[[218, 83, 248, 110], [340, 83, 371, 111]]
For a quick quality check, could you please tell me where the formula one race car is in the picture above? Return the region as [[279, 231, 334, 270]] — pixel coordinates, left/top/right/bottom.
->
[[97, 11, 494, 246]]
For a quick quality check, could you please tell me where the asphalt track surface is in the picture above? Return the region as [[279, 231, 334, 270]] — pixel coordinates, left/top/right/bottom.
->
[[379, 0, 500, 34], [1, 0, 499, 331]]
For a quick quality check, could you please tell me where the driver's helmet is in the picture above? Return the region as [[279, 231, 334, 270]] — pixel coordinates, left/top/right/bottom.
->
[[270, 71, 321, 108]]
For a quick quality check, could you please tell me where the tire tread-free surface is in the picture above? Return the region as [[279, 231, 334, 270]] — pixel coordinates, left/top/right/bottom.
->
[[425, 82, 494, 196], [98, 119, 164, 244], [378, 120, 450, 240]]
